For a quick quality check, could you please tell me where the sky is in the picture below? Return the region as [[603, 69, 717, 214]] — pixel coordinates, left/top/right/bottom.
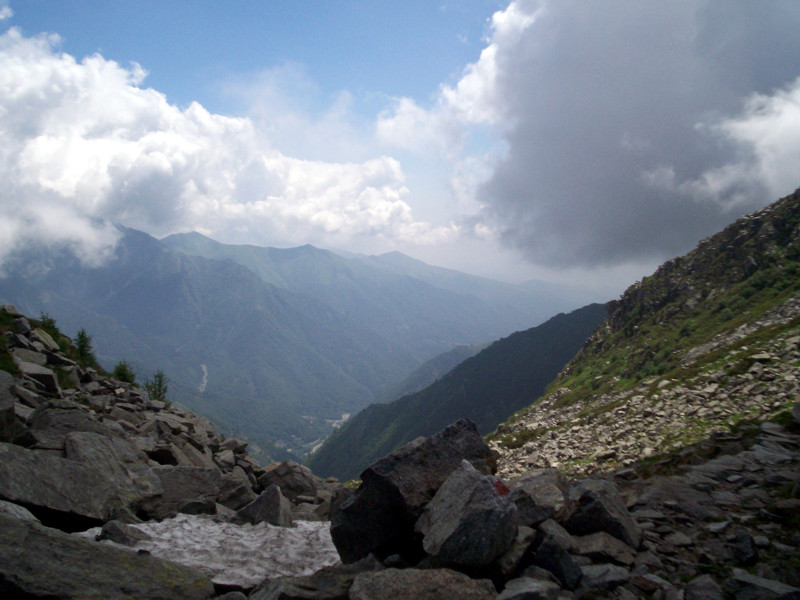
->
[[1, 1, 800, 298]]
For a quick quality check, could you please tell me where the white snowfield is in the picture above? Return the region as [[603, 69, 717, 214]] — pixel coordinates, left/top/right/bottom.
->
[[77, 514, 341, 588]]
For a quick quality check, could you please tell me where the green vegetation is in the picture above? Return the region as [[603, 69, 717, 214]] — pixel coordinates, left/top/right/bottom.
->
[[112, 360, 137, 384], [307, 303, 608, 480], [144, 369, 169, 403]]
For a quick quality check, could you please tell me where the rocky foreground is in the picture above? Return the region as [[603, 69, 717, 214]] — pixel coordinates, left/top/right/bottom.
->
[[2, 302, 800, 599]]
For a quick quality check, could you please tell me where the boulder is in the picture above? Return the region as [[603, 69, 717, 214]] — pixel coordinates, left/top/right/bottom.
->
[[573, 531, 636, 566], [0, 371, 22, 443], [496, 577, 562, 600], [0, 514, 214, 599], [0, 442, 127, 526], [685, 574, 725, 600], [331, 418, 496, 563], [564, 480, 641, 549], [233, 484, 294, 527], [415, 460, 517, 568], [97, 519, 152, 546], [530, 533, 583, 591], [349, 568, 496, 600], [29, 328, 60, 352], [249, 555, 383, 600], [0, 499, 39, 522], [139, 466, 225, 519], [509, 468, 572, 526], [16, 361, 61, 395], [723, 569, 800, 600], [64, 431, 162, 506], [578, 563, 631, 593], [258, 459, 321, 503]]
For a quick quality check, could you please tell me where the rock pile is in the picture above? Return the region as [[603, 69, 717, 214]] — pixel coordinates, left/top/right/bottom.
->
[[260, 414, 800, 599], [0, 305, 346, 598], [494, 291, 800, 480]]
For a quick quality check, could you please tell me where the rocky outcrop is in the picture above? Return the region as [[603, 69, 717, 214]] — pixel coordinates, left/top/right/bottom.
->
[[330, 418, 497, 563], [495, 291, 800, 480], [0, 305, 347, 598], [0, 513, 215, 599]]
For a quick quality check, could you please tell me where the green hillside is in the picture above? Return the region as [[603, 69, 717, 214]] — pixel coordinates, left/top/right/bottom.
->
[[307, 303, 607, 480]]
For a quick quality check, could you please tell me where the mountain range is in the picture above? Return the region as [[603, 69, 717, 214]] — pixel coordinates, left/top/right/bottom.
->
[[0, 228, 589, 461], [307, 302, 607, 480]]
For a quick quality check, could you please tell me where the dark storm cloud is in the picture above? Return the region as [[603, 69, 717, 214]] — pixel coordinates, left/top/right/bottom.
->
[[479, 0, 800, 267]]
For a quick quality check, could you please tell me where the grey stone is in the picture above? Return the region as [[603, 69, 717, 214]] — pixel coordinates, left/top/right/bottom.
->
[[532, 534, 583, 591], [16, 361, 61, 395], [578, 563, 631, 592], [509, 468, 572, 527], [723, 568, 800, 600], [574, 531, 636, 566], [0, 499, 39, 522], [30, 328, 60, 352], [349, 568, 496, 600], [537, 518, 576, 552], [10, 347, 48, 366], [564, 480, 642, 549], [139, 466, 225, 519], [249, 555, 383, 600], [685, 574, 725, 600], [233, 483, 293, 527], [258, 459, 321, 504], [416, 460, 517, 568], [97, 519, 152, 545], [0, 442, 128, 524], [0, 514, 214, 599], [791, 402, 800, 424], [495, 526, 537, 580], [496, 577, 563, 600], [330, 418, 496, 563]]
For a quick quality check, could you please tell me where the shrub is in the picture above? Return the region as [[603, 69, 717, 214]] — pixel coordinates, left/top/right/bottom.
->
[[144, 369, 169, 403], [112, 360, 136, 384]]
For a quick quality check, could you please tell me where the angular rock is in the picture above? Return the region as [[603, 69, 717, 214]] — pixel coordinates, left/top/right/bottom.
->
[[578, 563, 631, 593], [139, 466, 225, 519], [97, 519, 152, 545], [564, 480, 641, 549], [416, 460, 517, 568], [0, 514, 214, 599], [685, 574, 725, 600], [537, 518, 576, 552], [349, 568, 496, 600], [16, 361, 61, 395], [509, 468, 572, 527], [723, 568, 800, 600], [64, 431, 162, 507], [233, 484, 294, 527], [495, 526, 537, 580], [0, 442, 127, 526], [496, 577, 562, 600], [574, 531, 636, 566], [0, 371, 22, 443], [0, 499, 39, 522], [531, 533, 583, 591], [249, 555, 383, 600], [331, 418, 496, 563], [30, 328, 60, 352], [258, 459, 321, 503], [217, 471, 258, 511]]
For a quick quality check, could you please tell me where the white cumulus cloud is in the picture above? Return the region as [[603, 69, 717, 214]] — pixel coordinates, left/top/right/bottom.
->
[[0, 28, 451, 266]]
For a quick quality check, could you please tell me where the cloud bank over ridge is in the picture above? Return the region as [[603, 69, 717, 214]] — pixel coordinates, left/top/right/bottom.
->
[[2, 1, 800, 287]]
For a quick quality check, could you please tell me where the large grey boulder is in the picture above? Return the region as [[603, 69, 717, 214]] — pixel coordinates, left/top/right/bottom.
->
[[415, 460, 517, 568], [16, 361, 61, 395], [139, 466, 226, 519], [349, 568, 496, 600], [0, 371, 22, 443], [331, 418, 496, 563], [0, 442, 127, 525], [64, 431, 162, 506], [0, 513, 214, 599], [530, 533, 583, 591], [564, 480, 641, 549], [258, 459, 321, 503], [233, 483, 294, 527], [509, 468, 572, 527]]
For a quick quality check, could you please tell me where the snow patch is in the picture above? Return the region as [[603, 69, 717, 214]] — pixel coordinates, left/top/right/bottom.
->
[[77, 514, 340, 588]]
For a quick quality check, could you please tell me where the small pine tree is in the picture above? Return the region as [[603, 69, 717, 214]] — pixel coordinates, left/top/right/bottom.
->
[[75, 328, 93, 362], [112, 360, 136, 384], [144, 369, 169, 403]]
